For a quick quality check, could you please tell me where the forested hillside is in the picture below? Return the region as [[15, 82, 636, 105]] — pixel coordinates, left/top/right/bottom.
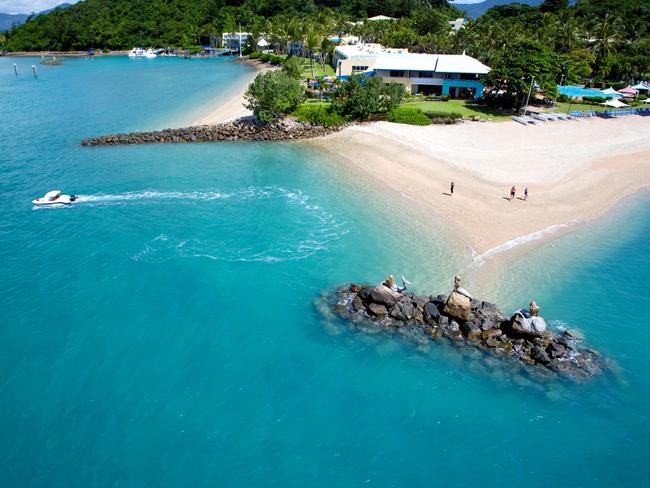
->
[[2, 0, 649, 87], [1, 0, 453, 50]]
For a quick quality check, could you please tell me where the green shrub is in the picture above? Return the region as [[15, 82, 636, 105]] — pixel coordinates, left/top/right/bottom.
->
[[259, 53, 271, 62], [293, 105, 345, 127], [248, 51, 262, 60], [583, 96, 604, 104], [269, 55, 284, 65], [386, 107, 432, 125], [425, 111, 463, 120], [424, 95, 450, 101], [424, 111, 463, 124]]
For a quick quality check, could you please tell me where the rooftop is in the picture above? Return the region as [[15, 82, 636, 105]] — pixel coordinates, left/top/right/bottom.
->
[[374, 52, 490, 74], [334, 43, 408, 59], [368, 15, 395, 21]]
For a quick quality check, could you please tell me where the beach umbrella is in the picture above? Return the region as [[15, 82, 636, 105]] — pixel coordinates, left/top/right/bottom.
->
[[631, 82, 649, 91], [600, 87, 623, 98], [617, 86, 638, 96], [600, 98, 628, 108]]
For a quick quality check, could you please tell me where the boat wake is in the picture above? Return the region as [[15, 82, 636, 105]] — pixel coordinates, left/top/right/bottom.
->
[[128, 186, 349, 264], [73, 190, 230, 204]]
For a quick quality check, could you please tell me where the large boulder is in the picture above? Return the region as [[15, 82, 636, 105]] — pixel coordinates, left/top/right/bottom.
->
[[390, 301, 414, 321], [423, 301, 441, 324], [443, 291, 471, 322], [358, 285, 401, 307], [367, 303, 388, 316], [460, 321, 482, 340], [508, 312, 547, 337]]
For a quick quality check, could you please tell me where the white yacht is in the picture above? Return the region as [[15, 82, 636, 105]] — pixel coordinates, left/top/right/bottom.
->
[[32, 190, 77, 206], [128, 47, 157, 58]]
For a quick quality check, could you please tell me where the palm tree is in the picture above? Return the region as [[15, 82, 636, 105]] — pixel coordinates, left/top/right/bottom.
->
[[591, 16, 618, 58], [305, 26, 322, 78]]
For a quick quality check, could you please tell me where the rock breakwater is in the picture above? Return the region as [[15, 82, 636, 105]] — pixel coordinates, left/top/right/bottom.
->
[[326, 278, 607, 382], [81, 119, 344, 146]]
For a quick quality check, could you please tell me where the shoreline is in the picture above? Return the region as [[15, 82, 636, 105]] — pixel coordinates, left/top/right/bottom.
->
[[187, 58, 274, 126], [309, 117, 650, 268]]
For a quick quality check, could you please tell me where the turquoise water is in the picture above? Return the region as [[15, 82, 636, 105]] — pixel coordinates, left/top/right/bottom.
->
[[2, 56, 650, 487], [558, 85, 619, 99]]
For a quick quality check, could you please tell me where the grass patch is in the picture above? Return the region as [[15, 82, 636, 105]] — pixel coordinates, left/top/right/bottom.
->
[[402, 98, 512, 121], [293, 104, 345, 127], [299, 58, 335, 79]]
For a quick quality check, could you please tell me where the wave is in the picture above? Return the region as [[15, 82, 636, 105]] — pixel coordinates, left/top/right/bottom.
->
[[128, 186, 349, 264], [471, 222, 575, 267], [74, 190, 231, 204]]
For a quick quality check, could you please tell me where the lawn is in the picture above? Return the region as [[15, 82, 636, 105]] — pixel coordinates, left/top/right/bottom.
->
[[299, 58, 335, 79], [401, 98, 512, 121]]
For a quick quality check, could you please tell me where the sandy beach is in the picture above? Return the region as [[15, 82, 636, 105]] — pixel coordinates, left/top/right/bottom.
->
[[189, 59, 273, 125], [312, 117, 650, 261]]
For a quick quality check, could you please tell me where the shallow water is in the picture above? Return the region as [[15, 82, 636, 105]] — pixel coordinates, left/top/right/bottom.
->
[[1, 56, 649, 487]]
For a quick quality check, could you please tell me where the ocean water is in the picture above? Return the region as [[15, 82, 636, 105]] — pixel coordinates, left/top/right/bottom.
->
[[1, 56, 649, 487]]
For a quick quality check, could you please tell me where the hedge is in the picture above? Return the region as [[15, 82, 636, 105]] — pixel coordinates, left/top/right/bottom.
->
[[293, 105, 345, 127], [386, 107, 432, 125]]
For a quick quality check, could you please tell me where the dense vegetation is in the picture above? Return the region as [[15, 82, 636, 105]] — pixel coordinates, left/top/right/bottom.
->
[[2, 0, 649, 108]]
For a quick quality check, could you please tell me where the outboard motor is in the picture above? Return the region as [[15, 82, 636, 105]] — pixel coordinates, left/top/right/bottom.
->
[[70, 195, 77, 202]]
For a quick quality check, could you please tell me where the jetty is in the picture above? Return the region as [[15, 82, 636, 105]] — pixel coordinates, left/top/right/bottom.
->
[[326, 277, 607, 382], [81, 119, 344, 146]]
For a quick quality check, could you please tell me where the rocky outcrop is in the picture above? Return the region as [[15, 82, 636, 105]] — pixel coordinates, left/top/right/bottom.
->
[[328, 282, 607, 382], [81, 119, 345, 146]]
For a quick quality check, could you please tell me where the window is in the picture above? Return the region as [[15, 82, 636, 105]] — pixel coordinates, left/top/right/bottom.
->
[[389, 70, 405, 77], [417, 71, 434, 78], [352, 65, 369, 73], [460, 73, 478, 80]]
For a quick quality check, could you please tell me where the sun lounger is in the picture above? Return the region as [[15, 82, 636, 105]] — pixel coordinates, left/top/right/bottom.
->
[[512, 115, 530, 125], [544, 113, 559, 121], [532, 113, 549, 122], [554, 113, 569, 121]]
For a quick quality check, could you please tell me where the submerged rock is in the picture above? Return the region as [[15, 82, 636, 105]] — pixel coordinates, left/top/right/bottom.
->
[[326, 282, 607, 382]]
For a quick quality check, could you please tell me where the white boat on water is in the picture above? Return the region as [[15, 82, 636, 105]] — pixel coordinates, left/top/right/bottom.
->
[[32, 190, 77, 206], [128, 47, 157, 58]]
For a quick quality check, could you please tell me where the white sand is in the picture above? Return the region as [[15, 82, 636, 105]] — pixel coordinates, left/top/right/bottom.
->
[[190, 59, 274, 125], [312, 117, 650, 257]]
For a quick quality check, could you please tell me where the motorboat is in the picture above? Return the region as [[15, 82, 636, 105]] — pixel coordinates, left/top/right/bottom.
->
[[32, 190, 77, 206], [128, 47, 157, 58]]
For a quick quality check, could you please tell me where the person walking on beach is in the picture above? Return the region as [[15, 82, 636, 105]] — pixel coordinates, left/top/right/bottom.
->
[[450, 181, 455, 196], [510, 186, 516, 200], [524, 187, 528, 201]]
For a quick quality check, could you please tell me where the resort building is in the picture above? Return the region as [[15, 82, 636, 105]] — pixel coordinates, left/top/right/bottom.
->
[[373, 52, 490, 98], [333, 45, 490, 98], [333, 43, 408, 77], [222, 32, 251, 50]]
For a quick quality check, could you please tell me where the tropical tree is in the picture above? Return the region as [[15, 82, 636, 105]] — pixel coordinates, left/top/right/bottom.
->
[[244, 71, 305, 123]]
